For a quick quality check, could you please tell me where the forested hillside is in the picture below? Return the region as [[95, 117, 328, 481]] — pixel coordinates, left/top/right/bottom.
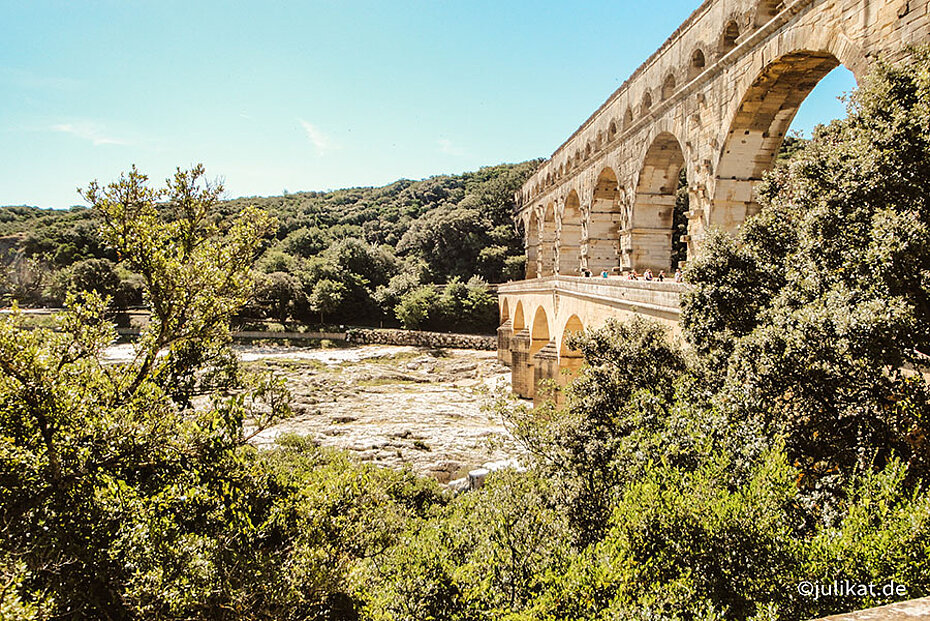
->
[[4, 51, 930, 620], [0, 160, 540, 330]]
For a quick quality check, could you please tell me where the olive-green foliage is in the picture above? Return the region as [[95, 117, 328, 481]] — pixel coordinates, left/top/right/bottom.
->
[[309, 278, 348, 324], [0, 166, 447, 619], [363, 470, 570, 621], [682, 48, 930, 489], [44, 257, 144, 309], [394, 277, 497, 332], [3, 161, 539, 333]]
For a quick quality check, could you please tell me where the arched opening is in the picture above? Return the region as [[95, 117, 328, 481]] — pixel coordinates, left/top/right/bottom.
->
[[559, 315, 586, 386], [608, 120, 617, 140], [524, 213, 539, 279], [513, 301, 525, 332], [500, 298, 510, 323], [531, 306, 550, 355], [530, 306, 555, 403], [689, 49, 706, 80], [623, 108, 634, 131], [755, 1, 783, 26], [641, 91, 653, 115], [558, 191, 583, 275], [538, 203, 557, 277], [631, 132, 687, 272], [720, 21, 740, 55], [662, 74, 677, 100], [712, 51, 850, 232], [588, 167, 623, 274]]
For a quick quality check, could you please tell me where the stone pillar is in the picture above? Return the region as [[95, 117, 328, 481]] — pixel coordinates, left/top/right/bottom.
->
[[532, 341, 560, 407], [629, 227, 674, 272], [497, 319, 513, 367], [558, 349, 585, 395], [510, 329, 532, 398], [710, 178, 760, 233], [587, 210, 623, 274], [525, 242, 539, 279], [539, 228, 556, 277]]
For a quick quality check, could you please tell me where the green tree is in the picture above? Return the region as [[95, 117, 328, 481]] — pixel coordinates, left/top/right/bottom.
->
[[395, 286, 439, 329], [683, 48, 930, 488], [309, 278, 347, 325], [254, 270, 305, 323]]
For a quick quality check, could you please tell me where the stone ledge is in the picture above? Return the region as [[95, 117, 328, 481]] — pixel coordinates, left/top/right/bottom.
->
[[345, 328, 496, 350]]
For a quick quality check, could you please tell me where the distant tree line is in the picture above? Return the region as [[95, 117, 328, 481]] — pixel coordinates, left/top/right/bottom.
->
[[0, 161, 539, 333]]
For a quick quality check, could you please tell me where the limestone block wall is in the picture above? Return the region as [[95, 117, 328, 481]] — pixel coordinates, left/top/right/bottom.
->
[[345, 328, 497, 351], [515, 0, 930, 276]]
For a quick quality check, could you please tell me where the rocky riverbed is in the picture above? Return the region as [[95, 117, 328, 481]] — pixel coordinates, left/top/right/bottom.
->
[[244, 344, 522, 482]]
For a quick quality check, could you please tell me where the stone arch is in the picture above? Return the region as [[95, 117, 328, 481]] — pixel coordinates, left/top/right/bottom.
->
[[661, 73, 677, 100], [720, 20, 740, 55], [588, 167, 623, 274], [530, 306, 550, 355], [712, 47, 859, 232], [631, 131, 686, 272], [524, 212, 539, 279], [623, 107, 634, 131], [585, 141, 593, 157], [538, 203, 557, 277], [689, 48, 706, 79], [608, 120, 617, 140], [558, 315, 586, 392], [641, 90, 653, 115], [559, 315, 585, 357], [513, 301, 526, 332], [500, 297, 510, 323], [558, 190, 583, 275]]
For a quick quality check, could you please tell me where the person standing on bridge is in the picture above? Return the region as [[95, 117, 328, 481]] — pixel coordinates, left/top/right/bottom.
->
[[658, 270, 666, 281], [644, 269, 654, 281], [675, 268, 683, 283]]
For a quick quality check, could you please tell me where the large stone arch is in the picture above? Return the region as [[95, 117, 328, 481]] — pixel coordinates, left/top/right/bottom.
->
[[529, 306, 555, 402], [500, 297, 510, 323], [558, 190, 583, 275], [530, 306, 550, 354], [710, 30, 867, 232], [631, 131, 687, 272], [513, 301, 526, 332], [559, 315, 586, 389], [538, 203, 557, 277], [588, 167, 624, 274]]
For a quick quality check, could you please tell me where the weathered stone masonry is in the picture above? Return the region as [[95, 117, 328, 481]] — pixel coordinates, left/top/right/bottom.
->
[[500, 0, 930, 401]]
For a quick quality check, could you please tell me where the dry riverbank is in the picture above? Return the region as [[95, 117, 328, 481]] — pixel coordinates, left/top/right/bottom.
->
[[245, 345, 522, 482]]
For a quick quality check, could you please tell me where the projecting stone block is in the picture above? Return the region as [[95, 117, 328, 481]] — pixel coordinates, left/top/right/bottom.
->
[[510, 329, 532, 398], [497, 319, 513, 367]]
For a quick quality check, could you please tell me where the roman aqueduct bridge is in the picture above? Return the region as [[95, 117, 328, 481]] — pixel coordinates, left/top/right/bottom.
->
[[499, 0, 930, 401]]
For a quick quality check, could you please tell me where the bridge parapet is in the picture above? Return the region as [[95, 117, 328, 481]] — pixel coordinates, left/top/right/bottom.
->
[[498, 276, 684, 400]]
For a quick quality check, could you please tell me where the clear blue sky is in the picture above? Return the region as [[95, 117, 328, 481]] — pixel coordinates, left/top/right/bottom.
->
[[0, 0, 856, 209]]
